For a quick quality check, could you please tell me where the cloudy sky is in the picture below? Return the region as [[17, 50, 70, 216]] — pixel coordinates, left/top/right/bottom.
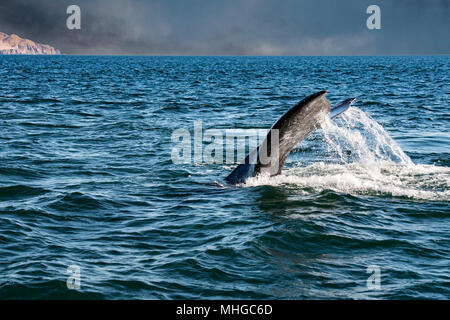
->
[[0, 0, 448, 55]]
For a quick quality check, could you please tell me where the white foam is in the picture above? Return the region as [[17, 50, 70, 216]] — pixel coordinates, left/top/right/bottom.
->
[[243, 107, 450, 201], [244, 162, 449, 201]]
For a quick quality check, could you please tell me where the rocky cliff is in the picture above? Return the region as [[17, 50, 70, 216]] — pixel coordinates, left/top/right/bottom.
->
[[0, 32, 61, 55]]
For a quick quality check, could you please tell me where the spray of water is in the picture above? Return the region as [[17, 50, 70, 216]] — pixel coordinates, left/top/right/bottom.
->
[[321, 107, 413, 166], [244, 107, 450, 201]]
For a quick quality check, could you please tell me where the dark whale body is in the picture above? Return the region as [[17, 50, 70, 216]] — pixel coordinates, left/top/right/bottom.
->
[[225, 91, 355, 185]]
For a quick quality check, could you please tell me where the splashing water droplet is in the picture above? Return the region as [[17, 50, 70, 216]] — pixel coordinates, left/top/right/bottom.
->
[[321, 107, 413, 166]]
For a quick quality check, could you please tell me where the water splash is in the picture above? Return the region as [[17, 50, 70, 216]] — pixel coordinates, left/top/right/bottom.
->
[[244, 107, 450, 201], [321, 107, 413, 166]]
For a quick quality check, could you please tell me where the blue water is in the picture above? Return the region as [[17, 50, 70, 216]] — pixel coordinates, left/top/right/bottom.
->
[[0, 56, 448, 299]]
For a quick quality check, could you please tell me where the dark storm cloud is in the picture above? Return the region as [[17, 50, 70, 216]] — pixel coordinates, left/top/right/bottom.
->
[[0, 0, 448, 55]]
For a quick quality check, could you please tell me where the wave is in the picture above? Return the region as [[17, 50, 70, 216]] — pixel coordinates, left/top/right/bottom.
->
[[0, 185, 48, 200]]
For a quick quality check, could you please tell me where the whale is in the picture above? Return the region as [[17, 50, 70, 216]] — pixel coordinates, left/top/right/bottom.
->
[[225, 91, 355, 185]]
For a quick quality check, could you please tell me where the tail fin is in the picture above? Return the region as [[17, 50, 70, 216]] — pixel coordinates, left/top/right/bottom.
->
[[225, 93, 356, 185], [330, 98, 355, 119], [225, 91, 330, 184]]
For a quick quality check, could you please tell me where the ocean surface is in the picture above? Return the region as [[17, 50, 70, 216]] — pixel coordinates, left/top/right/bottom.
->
[[0, 56, 448, 299]]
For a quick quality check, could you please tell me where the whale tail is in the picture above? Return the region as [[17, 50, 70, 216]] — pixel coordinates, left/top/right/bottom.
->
[[225, 91, 355, 185]]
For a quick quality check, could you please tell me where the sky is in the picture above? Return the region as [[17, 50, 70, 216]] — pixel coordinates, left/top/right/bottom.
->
[[0, 0, 448, 55]]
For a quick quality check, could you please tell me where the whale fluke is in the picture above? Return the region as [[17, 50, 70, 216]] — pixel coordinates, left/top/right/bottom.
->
[[225, 91, 355, 185]]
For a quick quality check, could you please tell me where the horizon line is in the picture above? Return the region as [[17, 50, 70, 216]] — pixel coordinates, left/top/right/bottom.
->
[[1, 53, 449, 57]]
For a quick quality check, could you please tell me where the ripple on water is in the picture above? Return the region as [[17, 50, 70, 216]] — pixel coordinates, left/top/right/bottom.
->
[[0, 56, 448, 299]]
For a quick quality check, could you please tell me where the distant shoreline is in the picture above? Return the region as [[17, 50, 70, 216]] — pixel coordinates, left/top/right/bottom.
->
[[0, 32, 61, 55], [0, 54, 448, 57]]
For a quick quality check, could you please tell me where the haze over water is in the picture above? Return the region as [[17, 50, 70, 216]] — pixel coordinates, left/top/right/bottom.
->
[[0, 56, 448, 299]]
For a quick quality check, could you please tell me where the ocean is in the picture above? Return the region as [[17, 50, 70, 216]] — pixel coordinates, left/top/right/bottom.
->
[[0, 55, 448, 299]]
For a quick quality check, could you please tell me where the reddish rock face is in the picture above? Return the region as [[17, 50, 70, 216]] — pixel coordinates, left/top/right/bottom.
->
[[0, 32, 61, 55]]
